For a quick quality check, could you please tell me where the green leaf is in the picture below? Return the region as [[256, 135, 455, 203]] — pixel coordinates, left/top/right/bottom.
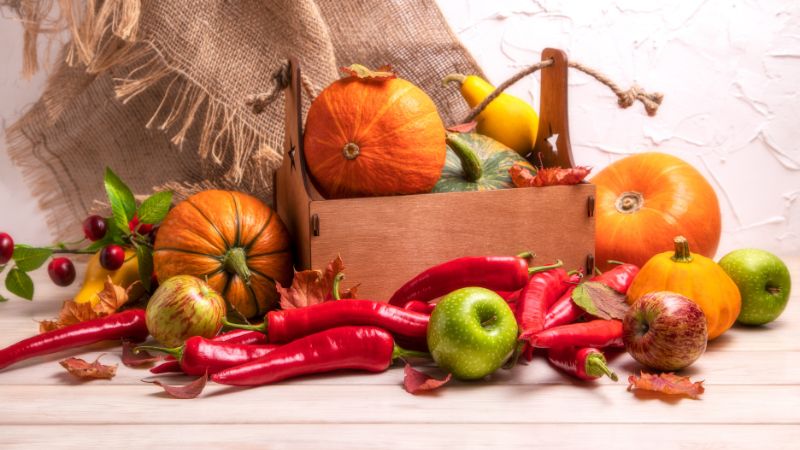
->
[[12, 246, 53, 272], [137, 191, 173, 224], [135, 243, 154, 292], [6, 268, 34, 300], [571, 281, 629, 320], [104, 167, 136, 235]]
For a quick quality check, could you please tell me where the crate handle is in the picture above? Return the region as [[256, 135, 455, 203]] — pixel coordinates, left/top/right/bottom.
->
[[533, 48, 573, 169]]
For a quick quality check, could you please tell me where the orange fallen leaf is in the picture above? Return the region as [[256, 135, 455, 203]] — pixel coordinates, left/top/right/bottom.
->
[[446, 122, 478, 133], [510, 163, 591, 187], [277, 255, 357, 310], [39, 277, 141, 333], [628, 372, 705, 399], [59, 355, 117, 380]]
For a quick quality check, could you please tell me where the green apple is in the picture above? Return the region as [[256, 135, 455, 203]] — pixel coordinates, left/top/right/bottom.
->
[[719, 249, 792, 325], [427, 287, 518, 380]]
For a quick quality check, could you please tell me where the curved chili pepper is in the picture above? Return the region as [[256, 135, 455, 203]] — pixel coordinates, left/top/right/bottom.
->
[[514, 264, 568, 360], [0, 309, 148, 371], [402, 300, 435, 314], [592, 262, 640, 294], [388, 255, 558, 306], [547, 346, 618, 381], [150, 329, 267, 374], [224, 300, 430, 350], [523, 319, 623, 349], [138, 336, 279, 376], [212, 326, 427, 386], [544, 264, 639, 329]]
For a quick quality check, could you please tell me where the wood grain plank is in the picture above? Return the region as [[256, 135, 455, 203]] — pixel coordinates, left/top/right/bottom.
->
[[1, 384, 798, 426], [2, 424, 799, 450]]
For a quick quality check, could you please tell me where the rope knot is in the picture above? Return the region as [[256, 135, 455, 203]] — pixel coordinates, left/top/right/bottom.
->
[[618, 84, 663, 116], [245, 61, 292, 114]]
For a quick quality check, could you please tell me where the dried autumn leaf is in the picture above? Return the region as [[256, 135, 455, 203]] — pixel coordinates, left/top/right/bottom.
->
[[55, 300, 98, 328], [122, 341, 163, 368], [403, 364, 452, 395], [39, 278, 141, 333], [446, 122, 478, 133], [145, 373, 208, 399], [628, 372, 705, 399], [59, 355, 117, 380], [509, 163, 591, 187], [95, 277, 134, 314], [278, 255, 357, 309], [340, 64, 396, 80], [38, 319, 61, 334], [571, 281, 630, 320]]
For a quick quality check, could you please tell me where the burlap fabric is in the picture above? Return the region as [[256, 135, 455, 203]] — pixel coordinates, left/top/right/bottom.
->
[[2, 0, 483, 238]]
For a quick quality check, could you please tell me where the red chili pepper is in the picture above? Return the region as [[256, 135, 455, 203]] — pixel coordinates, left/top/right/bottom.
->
[[546, 346, 618, 381], [0, 309, 148, 371], [150, 329, 267, 374], [523, 319, 623, 349], [592, 262, 640, 294], [544, 264, 638, 329], [514, 265, 568, 360], [388, 255, 559, 306], [402, 300, 435, 314], [138, 336, 279, 376], [212, 326, 426, 386], [225, 299, 430, 350]]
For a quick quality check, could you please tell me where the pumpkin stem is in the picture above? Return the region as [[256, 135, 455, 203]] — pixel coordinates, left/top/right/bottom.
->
[[615, 191, 643, 214], [223, 247, 252, 285], [671, 236, 694, 263], [446, 132, 483, 182], [442, 73, 467, 87], [342, 142, 361, 160]]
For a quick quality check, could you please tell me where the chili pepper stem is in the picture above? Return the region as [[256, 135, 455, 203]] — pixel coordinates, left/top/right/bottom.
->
[[392, 345, 430, 362], [606, 260, 627, 266], [134, 345, 183, 360], [528, 259, 563, 275], [223, 247, 252, 286], [222, 317, 266, 333], [516, 251, 535, 260], [332, 272, 345, 300], [585, 353, 618, 381]]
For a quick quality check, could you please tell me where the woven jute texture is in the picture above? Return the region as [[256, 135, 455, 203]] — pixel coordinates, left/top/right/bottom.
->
[[2, 0, 482, 237]]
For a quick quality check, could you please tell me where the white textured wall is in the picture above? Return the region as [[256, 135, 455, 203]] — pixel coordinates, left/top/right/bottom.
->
[[1, 1, 799, 256]]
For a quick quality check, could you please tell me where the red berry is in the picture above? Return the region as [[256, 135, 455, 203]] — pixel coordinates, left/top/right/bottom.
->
[[0, 232, 13, 265], [129, 214, 153, 235], [99, 244, 126, 270], [82, 215, 108, 241], [48, 257, 76, 287]]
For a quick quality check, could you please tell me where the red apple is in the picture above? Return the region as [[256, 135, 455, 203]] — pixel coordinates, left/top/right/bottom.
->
[[623, 291, 708, 371]]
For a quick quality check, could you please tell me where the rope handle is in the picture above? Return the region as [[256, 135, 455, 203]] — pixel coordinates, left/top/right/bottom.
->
[[461, 58, 664, 124], [246, 62, 318, 114]]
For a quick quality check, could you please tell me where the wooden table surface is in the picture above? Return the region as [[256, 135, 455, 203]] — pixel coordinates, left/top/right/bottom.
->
[[1, 258, 798, 449]]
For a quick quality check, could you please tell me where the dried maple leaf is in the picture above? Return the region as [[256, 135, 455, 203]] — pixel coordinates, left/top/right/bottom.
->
[[39, 277, 141, 333], [509, 163, 591, 187], [145, 373, 208, 399], [60, 355, 117, 380], [278, 255, 357, 309], [628, 372, 705, 399], [340, 64, 396, 80], [403, 364, 452, 395], [122, 341, 163, 368], [571, 281, 630, 320], [446, 122, 478, 133]]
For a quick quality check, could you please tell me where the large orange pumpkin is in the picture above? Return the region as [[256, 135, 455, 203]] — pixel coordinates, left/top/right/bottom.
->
[[303, 65, 446, 199], [592, 152, 721, 271], [154, 190, 293, 319]]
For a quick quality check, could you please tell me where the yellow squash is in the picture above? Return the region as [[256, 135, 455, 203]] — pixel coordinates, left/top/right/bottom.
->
[[627, 236, 741, 340], [444, 73, 539, 156], [74, 249, 140, 305]]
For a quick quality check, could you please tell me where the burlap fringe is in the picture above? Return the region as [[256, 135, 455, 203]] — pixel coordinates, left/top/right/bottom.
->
[[5, 0, 278, 185]]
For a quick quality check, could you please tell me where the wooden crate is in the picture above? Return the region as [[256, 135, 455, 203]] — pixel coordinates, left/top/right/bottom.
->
[[274, 49, 595, 299]]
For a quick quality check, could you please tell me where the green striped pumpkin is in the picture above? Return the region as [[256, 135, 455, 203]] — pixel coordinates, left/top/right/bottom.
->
[[433, 132, 536, 193]]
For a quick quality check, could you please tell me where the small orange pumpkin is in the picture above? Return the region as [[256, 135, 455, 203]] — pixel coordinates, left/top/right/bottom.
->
[[154, 190, 293, 319], [592, 152, 721, 271], [303, 64, 446, 199], [627, 236, 741, 339]]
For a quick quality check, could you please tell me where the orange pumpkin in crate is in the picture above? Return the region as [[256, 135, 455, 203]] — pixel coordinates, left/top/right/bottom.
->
[[592, 152, 721, 271], [153, 190, 293, 319], [303, 64, 446, 199]]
